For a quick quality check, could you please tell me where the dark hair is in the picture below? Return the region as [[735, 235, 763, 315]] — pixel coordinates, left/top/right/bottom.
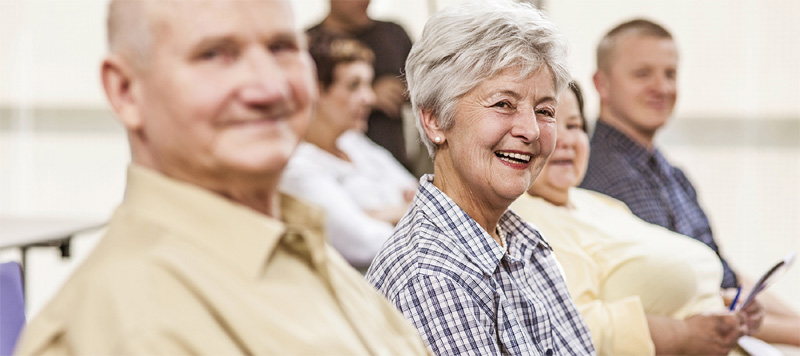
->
[[567, 81, 587, 133], [306, 31, 374, 90]]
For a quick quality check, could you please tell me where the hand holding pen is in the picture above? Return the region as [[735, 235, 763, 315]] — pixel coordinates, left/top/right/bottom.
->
[[729, 285, 742, 311]]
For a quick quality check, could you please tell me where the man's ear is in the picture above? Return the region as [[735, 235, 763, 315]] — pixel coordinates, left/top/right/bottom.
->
[[593, 70, 610, 103], [419, 108, 446, 145], [101, 55, 143, 131]]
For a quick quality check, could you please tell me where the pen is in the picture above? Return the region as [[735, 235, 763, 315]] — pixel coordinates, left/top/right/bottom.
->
[[729, 285, 742, 311]]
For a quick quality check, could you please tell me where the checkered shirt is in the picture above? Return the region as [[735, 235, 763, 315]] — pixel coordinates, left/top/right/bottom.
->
[[366, 175, 596, 356], [580, 120, 738, 288]]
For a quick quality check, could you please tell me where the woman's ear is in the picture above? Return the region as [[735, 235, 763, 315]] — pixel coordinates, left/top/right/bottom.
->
[[101, 54, 143, 131], [420, 108, 446, 145]]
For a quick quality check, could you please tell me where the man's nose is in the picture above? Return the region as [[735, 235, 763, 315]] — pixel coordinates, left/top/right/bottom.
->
[[238, 48, 292, 105], [652, 73, 675, 95]]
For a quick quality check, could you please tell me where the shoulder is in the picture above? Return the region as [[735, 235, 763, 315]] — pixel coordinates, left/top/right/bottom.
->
[[368, 205, 481, 299], [372, 20, 410, 35], [20, 225, 197, 354]]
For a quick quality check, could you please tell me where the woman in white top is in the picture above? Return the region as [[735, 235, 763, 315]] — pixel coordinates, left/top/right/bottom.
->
[[280, 33, 416, 269]]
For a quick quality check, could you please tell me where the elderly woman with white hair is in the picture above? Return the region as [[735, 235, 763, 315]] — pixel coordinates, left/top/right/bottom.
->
[[366, 1, 596, 355]]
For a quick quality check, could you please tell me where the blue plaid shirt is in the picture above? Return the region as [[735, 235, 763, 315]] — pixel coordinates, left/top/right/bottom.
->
[[580, 120, 738, 288], [367, 175, 595, 356]]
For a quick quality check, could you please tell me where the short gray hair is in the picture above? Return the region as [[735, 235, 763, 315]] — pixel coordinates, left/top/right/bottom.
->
[[406, 0, 570, 158]]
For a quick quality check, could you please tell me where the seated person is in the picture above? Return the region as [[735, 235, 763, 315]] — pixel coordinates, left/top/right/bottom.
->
[[280, 33, 416, 269], [366, 1, 595, 355], [511, 82, 765, 355], [14, 1, 430, 354], [580, 18, 800, 346]]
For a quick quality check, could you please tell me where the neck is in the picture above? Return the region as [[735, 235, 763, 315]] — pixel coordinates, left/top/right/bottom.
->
[[598, 107, 656, 150], [321, 15, 373, 34], [220, 185, 282, 219], [304, 117, 349, 160], [529, 186, 570, 208], [432, 159, 505, 245]]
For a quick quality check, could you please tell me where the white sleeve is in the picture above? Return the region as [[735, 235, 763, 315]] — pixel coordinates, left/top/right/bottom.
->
[[280, 161, 396, 268]]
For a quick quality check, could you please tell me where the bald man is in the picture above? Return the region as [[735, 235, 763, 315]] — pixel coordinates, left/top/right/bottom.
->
[[14, 1, 429, 354]]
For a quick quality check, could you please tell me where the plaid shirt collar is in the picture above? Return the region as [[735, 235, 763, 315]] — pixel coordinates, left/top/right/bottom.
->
[[416, 174, 549, 276]]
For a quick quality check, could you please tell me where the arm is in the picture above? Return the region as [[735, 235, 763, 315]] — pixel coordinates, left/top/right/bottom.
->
[[280, 165, 395, 266], [372, 76, 406, 119], [552, 246, 655, 355], [393, 275, 501, 356], [647, 313, 744, 356]]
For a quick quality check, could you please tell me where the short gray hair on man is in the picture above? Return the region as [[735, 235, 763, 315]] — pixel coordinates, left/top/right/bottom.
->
[[406, 0, 570, 158], [107, 0, 153, 70]]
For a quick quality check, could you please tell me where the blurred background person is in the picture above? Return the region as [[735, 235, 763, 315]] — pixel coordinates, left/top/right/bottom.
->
[[308, 0, 415, 173], [512, 82, 764, 355], [580, 18, 800, 346], [280, 33, 416, 270], [367, 1, 595, 354]]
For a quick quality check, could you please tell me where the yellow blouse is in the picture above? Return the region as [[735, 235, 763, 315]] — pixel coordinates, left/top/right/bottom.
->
[[511, 188, 725, 356]]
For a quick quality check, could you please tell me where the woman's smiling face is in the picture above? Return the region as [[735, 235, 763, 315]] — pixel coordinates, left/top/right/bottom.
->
[[433, 66, 558, 209], [528, 88, 589, 204]]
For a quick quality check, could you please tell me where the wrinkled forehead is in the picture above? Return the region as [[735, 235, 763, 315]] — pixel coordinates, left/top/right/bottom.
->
[[146, 0, 300, 50]]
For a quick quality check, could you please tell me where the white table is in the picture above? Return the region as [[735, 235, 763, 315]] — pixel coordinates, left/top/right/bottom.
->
[[0, 216, 105, 295]]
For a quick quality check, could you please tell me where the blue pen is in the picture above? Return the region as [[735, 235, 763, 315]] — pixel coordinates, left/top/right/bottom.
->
[[729, 285, 742, 311]]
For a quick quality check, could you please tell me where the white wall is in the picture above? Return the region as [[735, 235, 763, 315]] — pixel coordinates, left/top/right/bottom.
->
[[1, 0, 798, 317]]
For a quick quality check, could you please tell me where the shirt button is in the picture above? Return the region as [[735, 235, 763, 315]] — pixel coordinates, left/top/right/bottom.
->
[[545, 349, 553, 356]]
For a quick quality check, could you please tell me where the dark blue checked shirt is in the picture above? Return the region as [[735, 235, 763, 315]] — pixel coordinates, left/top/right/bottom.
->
[[366, 175, 596, 356], [580, 120, 738, 288]]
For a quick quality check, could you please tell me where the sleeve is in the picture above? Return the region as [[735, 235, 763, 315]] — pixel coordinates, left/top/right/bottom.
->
[[552, 242, 655, 356], [392, 275, 501, 356], [280, 161, 395, 267]]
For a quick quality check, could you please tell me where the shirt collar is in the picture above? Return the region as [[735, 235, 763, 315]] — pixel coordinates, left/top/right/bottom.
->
[[593, 119, 665, 169], [122, 165, 327, 281], [416, 175, 548, 276]]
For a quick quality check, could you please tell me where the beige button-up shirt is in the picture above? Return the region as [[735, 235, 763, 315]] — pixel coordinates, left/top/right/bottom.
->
[[16, 165, 430, 355]]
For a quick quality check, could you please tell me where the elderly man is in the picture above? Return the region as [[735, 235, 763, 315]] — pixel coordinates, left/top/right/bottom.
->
[[14, 1, 430, 355], [580, 18, 799, 347]]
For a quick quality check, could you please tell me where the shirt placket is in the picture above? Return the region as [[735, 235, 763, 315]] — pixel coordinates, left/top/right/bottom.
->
[[281, 226, 388, 356], [503, 256, 554, 356]]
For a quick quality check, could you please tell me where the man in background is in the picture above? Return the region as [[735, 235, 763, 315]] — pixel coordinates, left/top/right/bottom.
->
[[581, 18, 799, 346], [14, 1, 430, 354], [308, 0, 415, 172]]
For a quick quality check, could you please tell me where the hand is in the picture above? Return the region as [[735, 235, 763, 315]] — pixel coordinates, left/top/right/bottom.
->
[[372, 76, 406, 118], [721, 288, 765, 335], [681, 312, 747, 355], [739, 298, 765, 335]]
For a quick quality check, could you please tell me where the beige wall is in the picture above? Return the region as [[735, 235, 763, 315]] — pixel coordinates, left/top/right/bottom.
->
[[2, 0, 798, 316]]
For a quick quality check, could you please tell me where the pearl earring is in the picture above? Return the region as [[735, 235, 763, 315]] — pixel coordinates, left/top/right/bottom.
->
[[434, 136, 442, 143]]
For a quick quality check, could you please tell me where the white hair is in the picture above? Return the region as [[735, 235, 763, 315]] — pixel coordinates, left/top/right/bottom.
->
[[406, 0, 570, 158]]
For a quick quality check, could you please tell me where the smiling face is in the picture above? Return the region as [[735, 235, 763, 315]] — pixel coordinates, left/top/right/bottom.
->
[[316, 60, 375, 133], [428, 66, 558, 215], [596, 34, 678, 145], [528, 89, 589, 206], [122, 0, 316, 192]]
